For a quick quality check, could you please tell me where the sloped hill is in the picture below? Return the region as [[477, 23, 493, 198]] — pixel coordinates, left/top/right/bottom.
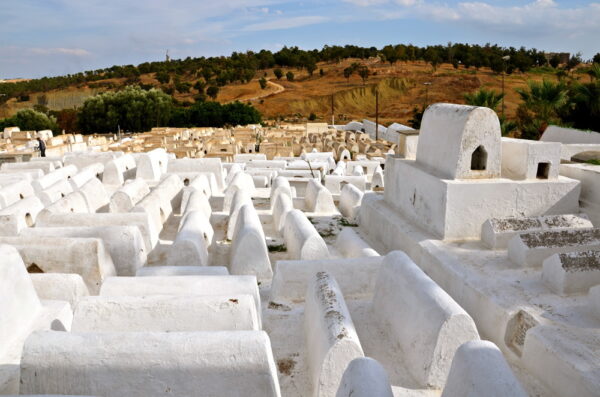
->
[[0, 58, 559, 125]]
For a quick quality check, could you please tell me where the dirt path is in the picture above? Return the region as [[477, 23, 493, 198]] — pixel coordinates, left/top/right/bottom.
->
[[245, 80, 285, 102]]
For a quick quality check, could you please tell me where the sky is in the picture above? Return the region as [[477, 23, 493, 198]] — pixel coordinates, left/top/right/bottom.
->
[[1, 0, 599, 79]]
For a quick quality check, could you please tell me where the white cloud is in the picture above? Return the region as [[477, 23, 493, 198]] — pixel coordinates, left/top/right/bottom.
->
[[243, 15, 329, 31], [351, 0, 600, 35], [452, 1, 600, 32], [30, 47, 91, 57], [342, 0, 389, 5]]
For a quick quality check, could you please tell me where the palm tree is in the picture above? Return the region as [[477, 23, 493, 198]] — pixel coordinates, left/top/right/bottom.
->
[[515, 79, 569, 139], [516, 80, 569, 122], [586, 63, 600, 82], [464, 88, 504, 111], [567, 81, 600, 130]]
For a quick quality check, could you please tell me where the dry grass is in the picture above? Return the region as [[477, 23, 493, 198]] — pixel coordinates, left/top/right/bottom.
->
[[0, 58, 560, 124]]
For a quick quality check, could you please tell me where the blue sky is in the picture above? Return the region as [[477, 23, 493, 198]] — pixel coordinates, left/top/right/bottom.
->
[[1, 0, 599, 78]]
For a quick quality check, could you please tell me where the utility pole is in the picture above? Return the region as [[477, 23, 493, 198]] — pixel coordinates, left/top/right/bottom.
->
[[423, 82, 432, 106], [375, 89, 379, 141], [501, 56, 510, 119], [331, 94, 335, 126]]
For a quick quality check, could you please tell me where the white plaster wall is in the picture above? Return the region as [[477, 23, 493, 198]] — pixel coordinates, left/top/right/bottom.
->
[[36, 212, 155, 252], [64, 152, 119, 170], [22, 226, 147, 276], [542, 251, 600, 295], [501, 138, 561, 180], [30, 273, 90, 308], [72, 295, 259, 332], [508, 229, 600, 267], [234, 153, 267, 162], [272, 192, 293, 235], [102, 154, 136, 186], [0, 244, 42, 358], [305, 179, 337, 214], [21, 331, 281, 397], [323, 176, 366, 194], [230, 204, 273, 279], [135, 265, 228, 276], [169, 211, 212, 267], [0, 236, 117, 294], [77, 177, 109, 213], [335, 358, 393, 397], [109, 179, 150, 213], [270, 256, 383, 303], [37, 179, 74, 206], [223, 172, 255, 212], [100, 275, 261, 325], [305, 272, 364, 397], [334, 228, 378, 258], [135, 148, 167, 181], [371, 251, 480, 388], [1, 161, 54, 174], [590, 285, 600, 319], [167, 158, 225, 191], [521, 325, 600, 397], [541, 125, 600, 144], [227, 188, 252, 240], [441, 340, 527, 397], [283, 209, 329, 260], [482, 214, 593, 250], [416, 103, 501, 180], [0, 196, 44, 235], [338, 184, 363, 222], [384, 158, 581, 240]]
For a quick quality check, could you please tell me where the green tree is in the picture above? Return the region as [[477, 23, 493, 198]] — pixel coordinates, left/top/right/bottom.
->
[[464, 88, 504, 111], [563, 80, 600, 131], [408, 106, 425, 129], [206, 85, 219, 100], [307, 62, 317, 76], [319, 68, 324, 77], [499, 116, 518, 136], [170, 101, 261, 127], [259, 77, 268, 90], [343, 67, 353, 82], [193, 80, 205, 93], [593, 53, 600, 64], [78, 85, 172, 133], [516, 80, 569, 139], [155, 70, 170, 84], [0, 109, 58, 132], [273, 68, 283, 80], [223, 101, 262, 125], [586, 63, 600, 81], [566, 53, 582, 72], [175, 81, 192, 93], [286, 71, 294, 81], [358, 66, 369, 85]]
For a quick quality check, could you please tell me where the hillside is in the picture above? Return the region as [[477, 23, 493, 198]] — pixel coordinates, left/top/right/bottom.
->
[[0, 58, 563, 126]]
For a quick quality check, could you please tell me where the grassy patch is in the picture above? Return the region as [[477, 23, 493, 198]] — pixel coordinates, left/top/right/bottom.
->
[[339, 217, 358, 227], [318, 228, 336, 238], [585, 159, 600, 166]]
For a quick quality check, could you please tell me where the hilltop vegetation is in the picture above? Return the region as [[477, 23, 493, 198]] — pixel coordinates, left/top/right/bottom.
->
[[0, 43, 599, 137]]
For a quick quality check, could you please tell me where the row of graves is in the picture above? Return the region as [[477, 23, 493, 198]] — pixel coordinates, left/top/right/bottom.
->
[[0, 104, 598, 397], [1, 121, 397, 166], [1, 128, 108, 160], [103, 122, 396, 163]]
